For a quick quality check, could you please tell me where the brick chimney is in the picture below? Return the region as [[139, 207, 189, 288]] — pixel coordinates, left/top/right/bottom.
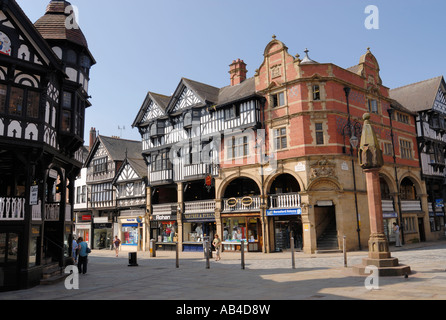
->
[[89, 127, 96, 151], [229, 59, 247, 86]]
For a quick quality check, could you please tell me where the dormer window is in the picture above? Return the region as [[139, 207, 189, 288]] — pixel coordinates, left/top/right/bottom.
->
[[150, 120, 164, 138], [183, 110, 200, 128]]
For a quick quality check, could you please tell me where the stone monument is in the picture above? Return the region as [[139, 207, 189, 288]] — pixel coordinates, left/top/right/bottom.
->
[[352, 113, 411, 276]]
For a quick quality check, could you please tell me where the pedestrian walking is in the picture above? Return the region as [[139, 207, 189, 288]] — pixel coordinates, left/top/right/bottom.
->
[[393, 222, 401, 247], [72, 235, 79, 264], [77, 237, 91, 274], [114, 236, 121, 257], [212, 234, 222, 261]]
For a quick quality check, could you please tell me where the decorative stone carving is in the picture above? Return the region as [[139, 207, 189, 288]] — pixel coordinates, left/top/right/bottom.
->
[[359, 113, 383, 169], [310, 158, 336, 181]]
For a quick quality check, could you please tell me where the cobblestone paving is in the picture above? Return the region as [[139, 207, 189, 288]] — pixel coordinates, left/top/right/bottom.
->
[[0, 241, 445, 300]]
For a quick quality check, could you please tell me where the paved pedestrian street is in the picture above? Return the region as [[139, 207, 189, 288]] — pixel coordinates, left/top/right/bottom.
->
[[1, 242, 445, 302]]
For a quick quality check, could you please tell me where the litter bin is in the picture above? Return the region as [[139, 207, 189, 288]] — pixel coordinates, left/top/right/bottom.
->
[[128, 252, 138, 266]]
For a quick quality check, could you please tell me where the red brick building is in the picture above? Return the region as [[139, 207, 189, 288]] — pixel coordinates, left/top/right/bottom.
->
[[217, 36, 428, 252]]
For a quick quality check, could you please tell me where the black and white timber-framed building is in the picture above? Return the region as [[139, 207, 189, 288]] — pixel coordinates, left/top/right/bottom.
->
[[132, 70, 265, 252], [0, 0, 95, 290], [83, 133, 143, 251], [390, 76, 446, 237]]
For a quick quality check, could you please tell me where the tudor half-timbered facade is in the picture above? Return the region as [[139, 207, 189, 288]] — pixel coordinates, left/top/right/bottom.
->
[[112, 154, 147, 251], [390, 76, 446, 237], [133, 71, 264, 251], [84, 135, 142, 250], [0, 0, 95, 290]]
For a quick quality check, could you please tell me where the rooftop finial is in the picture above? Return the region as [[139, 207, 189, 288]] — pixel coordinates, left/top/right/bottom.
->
[[272, 34, 276, 40], [300, 48, 318, 65]]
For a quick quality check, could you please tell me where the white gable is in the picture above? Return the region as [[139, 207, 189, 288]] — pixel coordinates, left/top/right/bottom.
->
[[117, 163, 139, 182], [172, 86, 201, 112], [142, 100, 164, 122]]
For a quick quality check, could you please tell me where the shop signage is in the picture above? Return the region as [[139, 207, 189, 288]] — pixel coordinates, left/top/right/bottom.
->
[[48, 169, 58, 179], [81, 214, 91, 221], [226, 198, 237, 207], [153, 214, 176, 221], [93, 223, 112, 229], [435, 199, 444, 208], [241, 196, 253, 207], [383, 212, 397, 218], [29, 185, 38, 205], [266, 208, 302, 216], [94, 217, 108, 223], [183, 212, 215, 222]]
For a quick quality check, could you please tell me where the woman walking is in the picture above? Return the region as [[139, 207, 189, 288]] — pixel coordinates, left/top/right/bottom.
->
[[114, 236, 121, 257], [212, 234, 222, 261]]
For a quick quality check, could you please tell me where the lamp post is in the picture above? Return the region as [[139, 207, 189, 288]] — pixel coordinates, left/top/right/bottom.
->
[[386, 108, 405, 245], [342, 87, 362, 250]]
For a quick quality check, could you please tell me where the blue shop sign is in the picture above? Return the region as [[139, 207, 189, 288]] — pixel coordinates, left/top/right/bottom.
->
[[266, 208, 302, 216]]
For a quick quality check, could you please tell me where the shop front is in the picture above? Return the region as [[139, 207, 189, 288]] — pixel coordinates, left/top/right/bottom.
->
[[266, 208, 302, 251], [151, 211, 178, 251], [93, 217, 112, 250], [119, 217, 144, 251], [221, 213, 261, 252], [74, 212, 92, 247], [182, 212, 216, 252]]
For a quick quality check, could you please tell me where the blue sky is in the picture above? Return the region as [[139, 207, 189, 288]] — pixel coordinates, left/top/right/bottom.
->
[[16, 0, 446, 142]]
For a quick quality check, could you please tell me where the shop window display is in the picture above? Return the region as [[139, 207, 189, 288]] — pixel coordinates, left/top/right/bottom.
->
[[158, 222, 177, 243], [222, 217, 260, 251], [122, 224, 138, 246], [185, 223, 205, 242], [94, 228, 111, 249]]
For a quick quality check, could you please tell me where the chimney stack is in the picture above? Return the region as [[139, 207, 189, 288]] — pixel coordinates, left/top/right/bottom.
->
[[229, 59, 247, 86], [89, 127, 96, 151]]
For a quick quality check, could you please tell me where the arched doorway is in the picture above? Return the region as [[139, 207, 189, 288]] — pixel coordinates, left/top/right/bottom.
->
[[221, 177, 262, 252], [400, 176, 425, 242], [267, 173, 302, 252], [380, 175, 398, 243]]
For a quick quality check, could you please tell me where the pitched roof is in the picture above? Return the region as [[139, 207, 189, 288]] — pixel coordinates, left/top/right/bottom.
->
[[131, 92, 170, 127], [150, 92, 171, 112], [390, 76, 444, 112], [217, 77, 257, 107], [34, 0, 88, 48], [133, 77, 260, 128], [84, 135, 142, 167], [99, 136, 142, 162], [180, 78, 220, 106]]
